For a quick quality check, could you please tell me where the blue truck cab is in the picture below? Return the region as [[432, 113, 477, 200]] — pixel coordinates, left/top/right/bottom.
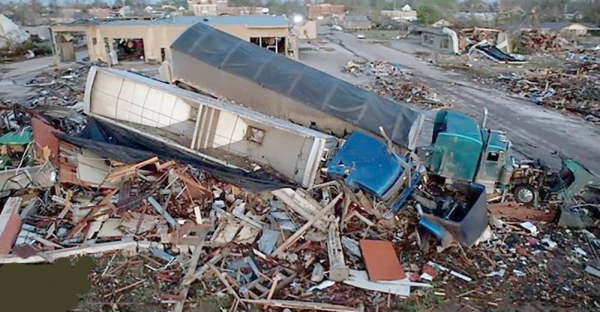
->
[[325, 131, 423, 218]]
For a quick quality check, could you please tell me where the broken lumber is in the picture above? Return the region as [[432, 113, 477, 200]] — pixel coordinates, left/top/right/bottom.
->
[[243, 299, 359, 312], [327, 217, 349, 282], [174, 234, 207, 312], [147, 196, 177, 228], [0, 197, 22, 255], [272, 193, 342, 257], [104, 156, 159, 182], [271, 188, 328, 231], [0, 238, 138, 264]]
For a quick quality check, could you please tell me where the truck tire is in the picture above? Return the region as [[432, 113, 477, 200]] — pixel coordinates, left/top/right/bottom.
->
[[514, 185, 536, 205]]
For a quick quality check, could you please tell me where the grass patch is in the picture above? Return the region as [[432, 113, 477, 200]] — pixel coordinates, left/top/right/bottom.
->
[[392, 290, 445, 312]]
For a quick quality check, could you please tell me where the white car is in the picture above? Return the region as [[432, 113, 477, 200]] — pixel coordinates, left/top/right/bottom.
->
[[356, 33, 366, 39]]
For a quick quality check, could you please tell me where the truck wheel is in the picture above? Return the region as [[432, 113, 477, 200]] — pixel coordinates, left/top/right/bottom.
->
[[514, 185, 536, 204]]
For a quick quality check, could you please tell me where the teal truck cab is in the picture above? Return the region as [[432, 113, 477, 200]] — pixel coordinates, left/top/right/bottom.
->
[[324, 109, 510, 246], [420, 109, 514, 190]]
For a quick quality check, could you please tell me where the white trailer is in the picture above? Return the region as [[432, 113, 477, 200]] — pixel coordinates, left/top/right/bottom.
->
[[83, 66, 337, 188]]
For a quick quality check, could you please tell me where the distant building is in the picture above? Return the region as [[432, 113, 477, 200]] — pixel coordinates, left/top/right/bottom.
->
[[343, 15, 371, 31], [119, 6, 133, 17], [188, 0, 227, 16], [292, 20, 318, 40], [564, 11, 583, 21], [537, 22, 598, 37], [187, 0, 267, 16], [380, 5, 417, 22], [419, 27, 455, 54], [220, 6, 270, 15], [57, 7, 85, 23], [305, 3, 345, 19]]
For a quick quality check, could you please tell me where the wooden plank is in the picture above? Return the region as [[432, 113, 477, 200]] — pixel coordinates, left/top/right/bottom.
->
[[173, 235, 206, 312], [0, 239, 137, 264], [155, 160, 177, 171], [184, 252, 223, 285], [104, 156, 159, 182], [343, 270, 413, 297], [243, 299, 359, 312], [0, 197, 22, 255], [272, 193, 342, 257], [359, 239, 406, 281], [209, 263, 247, 309], [147, 197, 177, 228], [327, 217, 349, 282], [271, 188, 328, 231]]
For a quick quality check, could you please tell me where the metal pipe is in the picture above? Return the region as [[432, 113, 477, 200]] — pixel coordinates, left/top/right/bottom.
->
[[481, 107, 489, 129]]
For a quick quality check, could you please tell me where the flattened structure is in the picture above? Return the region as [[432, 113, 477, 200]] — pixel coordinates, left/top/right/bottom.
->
[[170, 22, 424, 150]]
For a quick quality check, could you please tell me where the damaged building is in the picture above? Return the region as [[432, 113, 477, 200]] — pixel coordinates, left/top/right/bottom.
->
[[49, 15, 297, 64]]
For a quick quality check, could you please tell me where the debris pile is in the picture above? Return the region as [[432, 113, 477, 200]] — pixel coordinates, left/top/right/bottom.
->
[[342, 60, 403, 77], [0, 103, 596, 311], [494, 63, 600, 120], [342, 60, 452, 109], [362, 77, 452, 109], [21, 65, 90, 109], [0, 109, 440, 311], [519, 30, 568, 55]]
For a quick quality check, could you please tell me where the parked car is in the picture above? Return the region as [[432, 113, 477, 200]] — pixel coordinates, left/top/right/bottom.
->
[[356, 33, 366, 39]]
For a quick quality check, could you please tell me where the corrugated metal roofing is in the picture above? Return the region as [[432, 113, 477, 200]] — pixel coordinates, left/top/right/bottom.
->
[[0, 129, 32, 145]]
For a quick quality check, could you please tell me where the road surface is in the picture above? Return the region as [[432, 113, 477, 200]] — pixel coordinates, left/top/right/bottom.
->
[[301, 30, 600, 173]]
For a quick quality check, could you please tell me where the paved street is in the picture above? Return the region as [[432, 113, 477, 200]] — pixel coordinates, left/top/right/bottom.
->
[[301, 30, 600, 173]]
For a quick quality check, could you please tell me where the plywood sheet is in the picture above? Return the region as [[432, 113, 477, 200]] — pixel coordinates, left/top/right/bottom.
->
[[359, 239, 405, 281]]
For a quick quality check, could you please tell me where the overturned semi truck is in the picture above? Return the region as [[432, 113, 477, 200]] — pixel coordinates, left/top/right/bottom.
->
[[160, 22, 518, 244], [167, 22, 425, 152], [166, 22, 515, 190]]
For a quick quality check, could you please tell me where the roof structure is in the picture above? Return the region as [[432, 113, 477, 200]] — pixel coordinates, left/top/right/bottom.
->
[[170, 22, 423, 149], [418, 27, 449, 35], [59, 15, 289, 28], [344, 15, 370, 22], [0, 129, 32, 145]]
